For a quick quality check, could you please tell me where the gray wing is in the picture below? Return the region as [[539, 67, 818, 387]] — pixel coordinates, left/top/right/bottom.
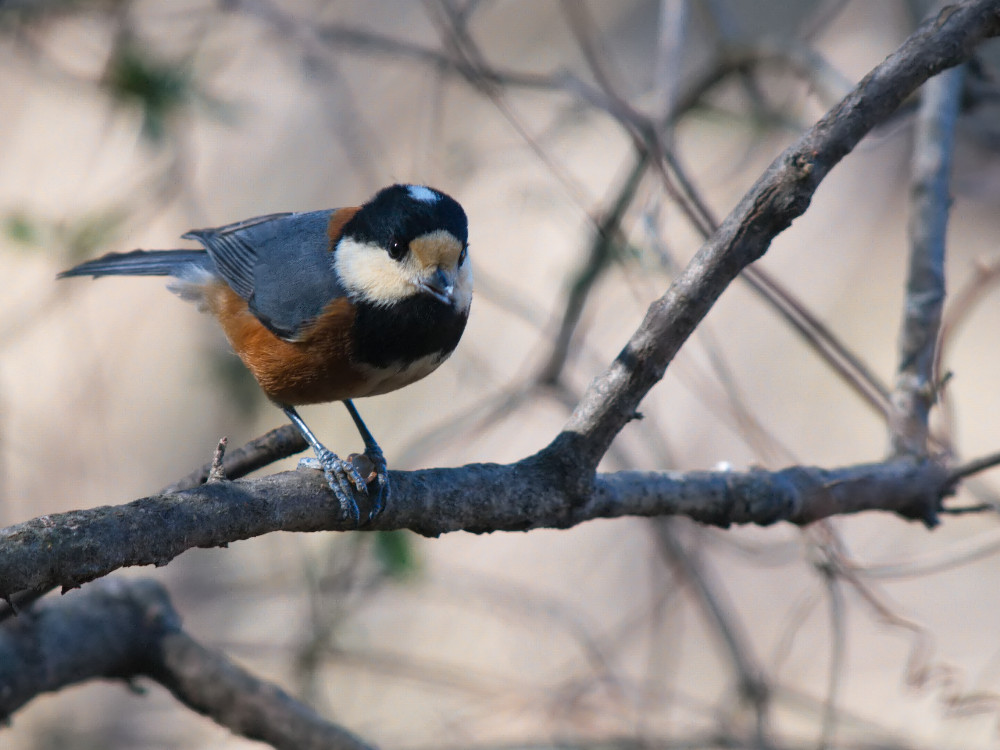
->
[[184, 209, 348, 339]]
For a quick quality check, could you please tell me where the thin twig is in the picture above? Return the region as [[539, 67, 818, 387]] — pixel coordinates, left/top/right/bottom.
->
[[537, 147, 651, 385], [850, 524, 1000, 579], [812, 529, 847, 750], [946, 448, 1000, 483], [165, 424, 308, 493], [207, 436, 228, 483], [837, 553, 1000, 721], [891, 63, 967, 455], [653, 521, 772, 747]]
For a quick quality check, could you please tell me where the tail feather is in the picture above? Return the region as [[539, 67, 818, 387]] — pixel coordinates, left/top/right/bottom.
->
[[58, 249, 214, 280]]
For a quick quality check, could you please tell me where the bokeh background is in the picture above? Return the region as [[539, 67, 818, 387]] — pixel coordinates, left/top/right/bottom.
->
[[4, 1, 1000, 748]]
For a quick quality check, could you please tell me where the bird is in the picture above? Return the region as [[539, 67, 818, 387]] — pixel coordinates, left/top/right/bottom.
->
[[59, 183, 472, 524]]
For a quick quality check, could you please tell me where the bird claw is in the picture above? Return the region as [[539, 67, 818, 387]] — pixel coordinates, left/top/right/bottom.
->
[[363, 445, 390, 522], [298, 447, 389, 525], [298, 449, 367, 525]]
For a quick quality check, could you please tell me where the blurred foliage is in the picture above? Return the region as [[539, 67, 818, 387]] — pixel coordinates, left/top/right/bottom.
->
[[61, 209, 128, 261], [3, 212, 40, 247], [4, 209, 125, 261], [372, 530, 419, 579], [102, 41, 195, 144]]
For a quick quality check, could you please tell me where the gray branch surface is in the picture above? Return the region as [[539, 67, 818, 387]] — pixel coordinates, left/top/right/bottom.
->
[[0, 578, 374, 750], [891, 63, 967, 454], [0, 458, 955, 599]]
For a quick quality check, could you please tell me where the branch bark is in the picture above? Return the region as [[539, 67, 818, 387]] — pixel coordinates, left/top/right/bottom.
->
[[0, 457, 955, 600], [0, 578, 374, 750], [891, 63, 967, 455]]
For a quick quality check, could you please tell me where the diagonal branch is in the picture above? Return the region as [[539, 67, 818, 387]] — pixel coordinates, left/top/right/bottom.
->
[[556, 1, 1000, 471]]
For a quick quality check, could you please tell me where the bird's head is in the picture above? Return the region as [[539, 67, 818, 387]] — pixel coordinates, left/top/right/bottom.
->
[[334, 184, 471, 312]]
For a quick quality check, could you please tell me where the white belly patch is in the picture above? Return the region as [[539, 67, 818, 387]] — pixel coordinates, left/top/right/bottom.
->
[[356, 349, 454, 397]]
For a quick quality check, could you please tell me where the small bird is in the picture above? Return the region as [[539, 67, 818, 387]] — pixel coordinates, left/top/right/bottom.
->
[[59, 184, 472, 524]]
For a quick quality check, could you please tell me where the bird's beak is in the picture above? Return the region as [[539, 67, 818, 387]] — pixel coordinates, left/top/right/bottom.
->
[[418, 268, 455, 305]]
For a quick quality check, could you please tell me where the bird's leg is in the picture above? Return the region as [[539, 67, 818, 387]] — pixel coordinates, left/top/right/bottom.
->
[[342, 399, 389, 521], [283, 405, 366, 525]]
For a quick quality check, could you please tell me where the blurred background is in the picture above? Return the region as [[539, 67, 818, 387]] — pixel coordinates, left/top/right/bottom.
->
[[4, 1, 1000, 748]]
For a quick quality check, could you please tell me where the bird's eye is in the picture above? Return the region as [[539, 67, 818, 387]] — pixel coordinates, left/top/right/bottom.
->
[[388, 239, 407, 260], [458, 244, 468, 266]]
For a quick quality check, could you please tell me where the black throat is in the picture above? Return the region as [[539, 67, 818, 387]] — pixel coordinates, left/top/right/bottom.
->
[[352, 295, 468, 369]]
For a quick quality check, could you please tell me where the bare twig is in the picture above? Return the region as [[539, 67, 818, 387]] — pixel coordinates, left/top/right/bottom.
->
[[654, 521, 772, 746], [0, 578, 375, 750], [850, 524, 1000, 579], [891, 63, 967, 455], [165, 424, 308, 493], [207, 436, 229, 483], [812, 532, 847, 750], [946, 448, 1000, 483], [537, 147, 651, 385], [657, 85, 896, 422], [653, 0, 690, 120], [740, 265, 893, 417], [837, 555, 1000, 721]]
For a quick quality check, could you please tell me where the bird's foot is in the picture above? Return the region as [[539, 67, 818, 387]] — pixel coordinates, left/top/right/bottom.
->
[[339, 448, 389, 522], [298, 448, 368, 525], [361, 444, 389, 522]]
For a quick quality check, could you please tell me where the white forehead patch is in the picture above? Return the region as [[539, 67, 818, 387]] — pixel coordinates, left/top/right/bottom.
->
[[407, 185, 440, 204]]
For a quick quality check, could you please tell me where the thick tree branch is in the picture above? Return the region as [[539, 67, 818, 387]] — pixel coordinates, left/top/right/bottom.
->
[[0, 578, 374, 750], [557, 1, 1000, 470], [0, 457, 955, 600], [2, 2, 996, 610], [0, 427, 312, 621], [891, 64, 966, 455]]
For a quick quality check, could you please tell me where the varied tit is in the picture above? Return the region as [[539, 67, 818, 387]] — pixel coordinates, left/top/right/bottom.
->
[[59, 184, 472, 524]]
